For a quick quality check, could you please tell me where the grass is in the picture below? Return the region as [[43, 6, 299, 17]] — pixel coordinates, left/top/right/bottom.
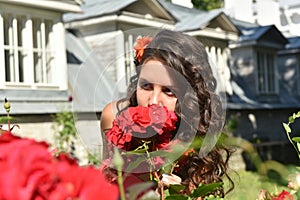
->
[[224, 170, 291, 200]]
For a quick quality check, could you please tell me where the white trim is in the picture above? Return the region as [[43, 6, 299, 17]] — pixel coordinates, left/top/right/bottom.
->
[[2, 82, 60, 90], [13, 16, 19, 82], [23, 16, 34, 84], [0, 0, 82, 13], [53, 21, 68, 90], [41, 19, 47, 83], [186, 28, 239, 41], [115, 31, 127, 94], [65, 14, 175, 30], [229, 41, 257, 48]]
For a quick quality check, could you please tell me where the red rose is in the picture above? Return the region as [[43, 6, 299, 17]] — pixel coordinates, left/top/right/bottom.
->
[[105, 105, 178, 151], [106, 120, 132, 149], [149, 104, 167, 135], [272, 190, 294, 200], [54, 161, 119, 200], [0, 131, 119, 200], [129, 106, 152, 134]]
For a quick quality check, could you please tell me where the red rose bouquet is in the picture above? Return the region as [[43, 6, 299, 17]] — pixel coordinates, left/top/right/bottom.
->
[[105, 104, 178, 152]]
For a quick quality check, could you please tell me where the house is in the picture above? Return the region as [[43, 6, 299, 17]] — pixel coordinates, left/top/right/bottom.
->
[[0, 0, 82, 142], [226, 23, 300, 164], [63, 0, 240, 154], [224, 0, 300, 37], [222, 0, 300, 163], [0, 0, 299, 164]]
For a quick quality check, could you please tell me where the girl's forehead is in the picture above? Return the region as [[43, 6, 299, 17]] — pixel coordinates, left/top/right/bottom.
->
[[139, 60, 175, 86]]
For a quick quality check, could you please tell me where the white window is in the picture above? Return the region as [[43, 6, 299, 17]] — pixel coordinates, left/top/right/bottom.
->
[[0, 4, 67, 90], [256, 50, 278, 94]]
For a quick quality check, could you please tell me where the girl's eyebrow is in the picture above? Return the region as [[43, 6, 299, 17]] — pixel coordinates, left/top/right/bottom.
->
[[139, 77, 180, 93], [138, 77, 148, 82]]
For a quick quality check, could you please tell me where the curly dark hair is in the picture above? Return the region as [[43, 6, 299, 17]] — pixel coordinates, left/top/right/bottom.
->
[[116, 29, 234, 197]]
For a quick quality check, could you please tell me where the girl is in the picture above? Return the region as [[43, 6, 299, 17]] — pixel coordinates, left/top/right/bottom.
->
[[100, 29, 234, 198]]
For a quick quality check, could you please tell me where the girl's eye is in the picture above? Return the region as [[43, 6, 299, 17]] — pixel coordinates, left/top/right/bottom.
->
[[163, 87, 176, 97], [140, 82, 153, 90]]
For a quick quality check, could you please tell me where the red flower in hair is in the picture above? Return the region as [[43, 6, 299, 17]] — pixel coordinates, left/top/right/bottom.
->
[[134, 36, 152, 63]]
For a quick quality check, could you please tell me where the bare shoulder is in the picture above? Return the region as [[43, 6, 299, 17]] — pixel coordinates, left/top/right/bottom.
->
[[100, 101, 116, 133], [100, 100, 129, 133]]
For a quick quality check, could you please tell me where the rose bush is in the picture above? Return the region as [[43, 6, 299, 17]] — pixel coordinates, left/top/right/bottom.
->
[[0, 131, 119, 200]]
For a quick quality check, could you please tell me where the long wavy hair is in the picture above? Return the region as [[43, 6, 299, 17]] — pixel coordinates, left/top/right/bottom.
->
[[117, 29, 234, 197]]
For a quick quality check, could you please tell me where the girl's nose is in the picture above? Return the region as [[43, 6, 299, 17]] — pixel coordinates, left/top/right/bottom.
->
[[148, 89, 162, 106]]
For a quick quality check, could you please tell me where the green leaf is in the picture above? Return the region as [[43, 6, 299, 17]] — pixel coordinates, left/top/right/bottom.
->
[[125, 149, 148, 154], [283, 123, 291, 134], [297, 143, 300, 153], [295, 111, 300, 118], [289, 116, 295, 124], [127, 182, 155, 200], [0, 116, 15, 123], [169, 184, 186, 194], [204, 194, 224, 200], [125, 155, 148, 172], [292, 137, 300, 143], [189, 182, 223, 198], [165, 194, 188, 200]]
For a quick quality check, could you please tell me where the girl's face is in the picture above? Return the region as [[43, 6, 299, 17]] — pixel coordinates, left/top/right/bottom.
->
[[136, 59, 178, 111]]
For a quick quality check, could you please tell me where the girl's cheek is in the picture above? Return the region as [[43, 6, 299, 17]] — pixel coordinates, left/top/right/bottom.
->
[[136, 90, 148, 106]]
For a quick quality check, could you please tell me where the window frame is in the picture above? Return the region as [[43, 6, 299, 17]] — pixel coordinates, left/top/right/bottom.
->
[[254, 48, 279, 95], [0, 3, 66, 90]]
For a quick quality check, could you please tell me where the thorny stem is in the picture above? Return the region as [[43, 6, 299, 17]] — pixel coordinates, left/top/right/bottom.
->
[[153, 171, 164, 200], [144, 143, 165, 200]]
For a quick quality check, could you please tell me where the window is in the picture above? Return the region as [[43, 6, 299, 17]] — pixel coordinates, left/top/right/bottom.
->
[[32, 18, 54, 84], [256, 50, 277, 94], [2, 13, 54, 85], [0, 4, 66, 90]]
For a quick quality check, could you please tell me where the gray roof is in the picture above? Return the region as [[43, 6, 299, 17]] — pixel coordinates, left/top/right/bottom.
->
[[176, 9, 224, 31], [229, 17, 259, 30], [238, 25, 288, 44], [157, 0, 204, 20], [63, 0, 137, 22], [64, 0, 234, 33], [286, 37, 300, 50], [158, 0, 226, 32], [239, 25, 272, 41]]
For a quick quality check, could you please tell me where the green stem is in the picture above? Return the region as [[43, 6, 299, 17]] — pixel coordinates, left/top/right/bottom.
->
[[117, 170, 126, 200], [286, 122, 300, 157], [7, 112, 10, 131]]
